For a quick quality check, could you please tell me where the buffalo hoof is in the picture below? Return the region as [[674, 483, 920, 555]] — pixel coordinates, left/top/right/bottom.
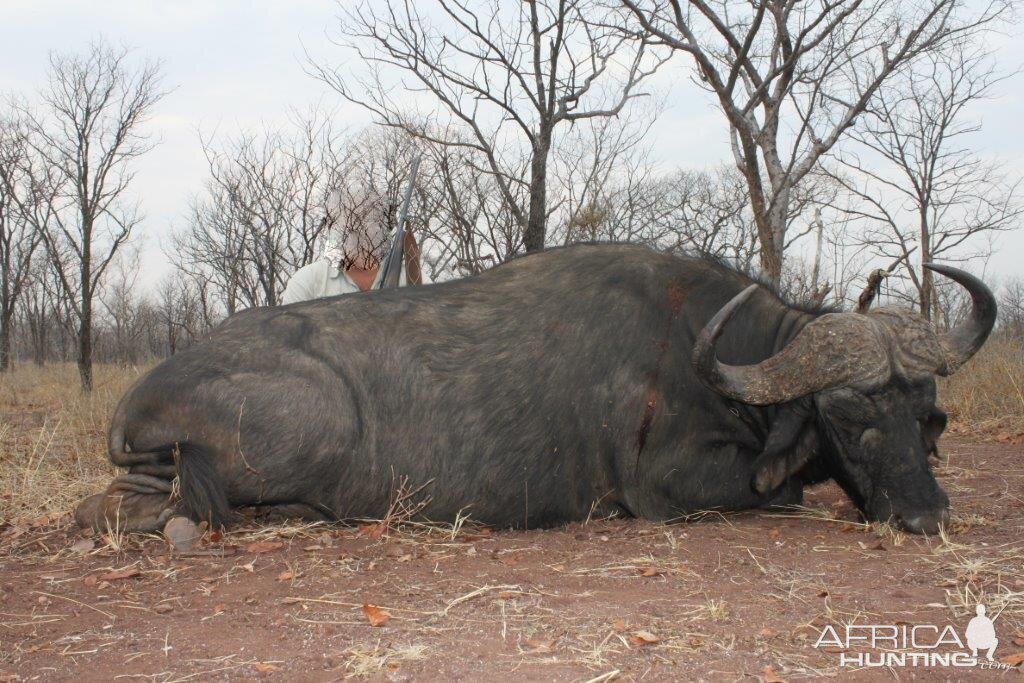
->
[[163, 516, 201, 552], [764, 478, 805, 508], [74, 473, 177, 533], [73, 493, 108, 530]]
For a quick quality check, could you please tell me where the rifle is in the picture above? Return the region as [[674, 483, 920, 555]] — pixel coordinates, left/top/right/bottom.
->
[[378, 155, 421, 289]]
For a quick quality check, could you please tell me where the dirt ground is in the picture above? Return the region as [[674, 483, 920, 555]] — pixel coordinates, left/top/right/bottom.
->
[[1, 437, 1023, 681]]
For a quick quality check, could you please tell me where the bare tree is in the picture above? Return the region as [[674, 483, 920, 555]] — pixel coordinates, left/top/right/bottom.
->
[[622, 0, 1008, 284], [154, 276, 206, 356], [313, 0, 667, 252], [0, 117, 43, 371], [826, 45, 1021, 320], [416, 138, 520, 278], [999, 278, 1024, 339], [98, 252, 151, 366], [12, 41, 165, 390], [173, 109, 345, 309]]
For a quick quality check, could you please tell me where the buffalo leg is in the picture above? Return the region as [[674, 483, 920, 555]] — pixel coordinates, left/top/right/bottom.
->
[[74, 473, 180, 533], [249, 503, 332, 523], [763, 477, 805, 508]]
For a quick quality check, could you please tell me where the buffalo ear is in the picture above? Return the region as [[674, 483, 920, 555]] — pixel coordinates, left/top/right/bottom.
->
[[751, 401, 818, 495], [921, 407, 948, 460]]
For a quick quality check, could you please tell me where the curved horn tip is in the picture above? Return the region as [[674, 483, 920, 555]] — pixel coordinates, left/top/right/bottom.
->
[[691, 284, 762, 401], [694, 284, 760, 346], [921, 262, 997, 371]]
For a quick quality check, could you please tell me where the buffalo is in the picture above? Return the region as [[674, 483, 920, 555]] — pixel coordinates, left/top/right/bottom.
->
[[75, 243, 995, 535]]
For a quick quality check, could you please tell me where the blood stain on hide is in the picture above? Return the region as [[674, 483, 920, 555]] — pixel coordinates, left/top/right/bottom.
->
[[634, 278, 690, 470], [666, 278, 687, 314]]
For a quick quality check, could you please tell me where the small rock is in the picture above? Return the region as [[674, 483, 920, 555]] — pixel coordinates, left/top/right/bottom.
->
[[70, 538, 95, 555], [164, 516, 201, 552], [153, 603, 174, 614]]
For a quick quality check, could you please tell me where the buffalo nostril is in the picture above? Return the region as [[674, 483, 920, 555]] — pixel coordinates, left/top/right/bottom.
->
[[900, 508, 950, 535]]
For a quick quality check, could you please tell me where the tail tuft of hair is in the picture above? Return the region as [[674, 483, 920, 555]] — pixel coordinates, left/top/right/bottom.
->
[[172, 442, 231, 528]]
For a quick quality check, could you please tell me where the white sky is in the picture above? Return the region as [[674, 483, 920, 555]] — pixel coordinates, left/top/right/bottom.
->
[[1, 0, 1022, 288]]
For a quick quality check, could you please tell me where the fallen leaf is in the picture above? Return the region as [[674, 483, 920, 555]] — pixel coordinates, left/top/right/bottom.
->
[[254, 663, 281, 673], [524, 637, 557, 652], [768, 528, 781, 540], [1000, 652, 1024, 667], [639, 567, 663, 577], [761, 664, 785, 683], [759, 628, 776, 638], [99, 567, 140, 581], [362, 603, 390, 627], [358, 523, 386, 540], [629, 630, 660, 646], [213, 603, 228, 614], [246, 541, 284, 554], [497, 590, 514, 600], [611, 618, 628, 632], [276, 570, 294, 582], [82, 575, 98, 587]]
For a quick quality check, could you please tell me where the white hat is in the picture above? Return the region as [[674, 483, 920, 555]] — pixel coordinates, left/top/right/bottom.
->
[[324, 189, 389, 265]]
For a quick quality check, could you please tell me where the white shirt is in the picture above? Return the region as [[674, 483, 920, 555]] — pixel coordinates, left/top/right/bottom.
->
[[281, 258, 407, 304]]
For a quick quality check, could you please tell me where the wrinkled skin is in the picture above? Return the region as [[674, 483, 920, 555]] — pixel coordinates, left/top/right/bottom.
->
[[74, 473, 178, 532], [692, 263, 995, 534], [72, 245, 992, 537], [813, 378, 950, 533]]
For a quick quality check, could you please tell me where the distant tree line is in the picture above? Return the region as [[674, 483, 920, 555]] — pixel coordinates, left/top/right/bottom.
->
[[1, 0, 1022, 389]]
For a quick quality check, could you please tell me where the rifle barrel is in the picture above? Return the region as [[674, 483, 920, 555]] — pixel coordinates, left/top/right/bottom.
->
[[379, 156, 421, 289]]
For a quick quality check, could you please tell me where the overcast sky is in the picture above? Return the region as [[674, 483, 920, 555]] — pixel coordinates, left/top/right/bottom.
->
[[1, 0, 1022, 288]]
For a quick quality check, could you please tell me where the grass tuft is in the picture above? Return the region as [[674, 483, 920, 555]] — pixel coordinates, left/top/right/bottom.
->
[[0, 363, 144, 523]]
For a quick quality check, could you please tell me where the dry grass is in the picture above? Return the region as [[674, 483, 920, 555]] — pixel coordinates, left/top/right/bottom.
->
[[0, 362, 147, 523], [939, 336, 1024, 434], [1, 341, 1020, 524]]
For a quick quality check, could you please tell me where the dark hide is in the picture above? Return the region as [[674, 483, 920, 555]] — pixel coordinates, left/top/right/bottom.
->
[[78, 244, 869, 530]]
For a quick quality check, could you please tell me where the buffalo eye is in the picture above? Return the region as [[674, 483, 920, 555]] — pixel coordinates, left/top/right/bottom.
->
[[919, 407, 948, 457]]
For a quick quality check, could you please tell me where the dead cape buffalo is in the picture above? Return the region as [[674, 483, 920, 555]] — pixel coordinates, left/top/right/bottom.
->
[[75, 243, 995, 536]]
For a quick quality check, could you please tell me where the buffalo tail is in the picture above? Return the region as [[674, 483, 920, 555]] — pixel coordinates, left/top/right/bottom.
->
[[173, 442, 232, 528]]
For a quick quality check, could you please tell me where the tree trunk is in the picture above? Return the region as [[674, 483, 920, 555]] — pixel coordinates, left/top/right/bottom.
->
[[78, 296, 93, 391], [33, 325, 45, 366], [79, 212, 94, 391], [753, 203, 786, 286], [0, 311, 11, 372], [918, 210, 933, 321], [737, 136, 785, 285], [0, 267, 9, 371], [523, 133, 551, 253]]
